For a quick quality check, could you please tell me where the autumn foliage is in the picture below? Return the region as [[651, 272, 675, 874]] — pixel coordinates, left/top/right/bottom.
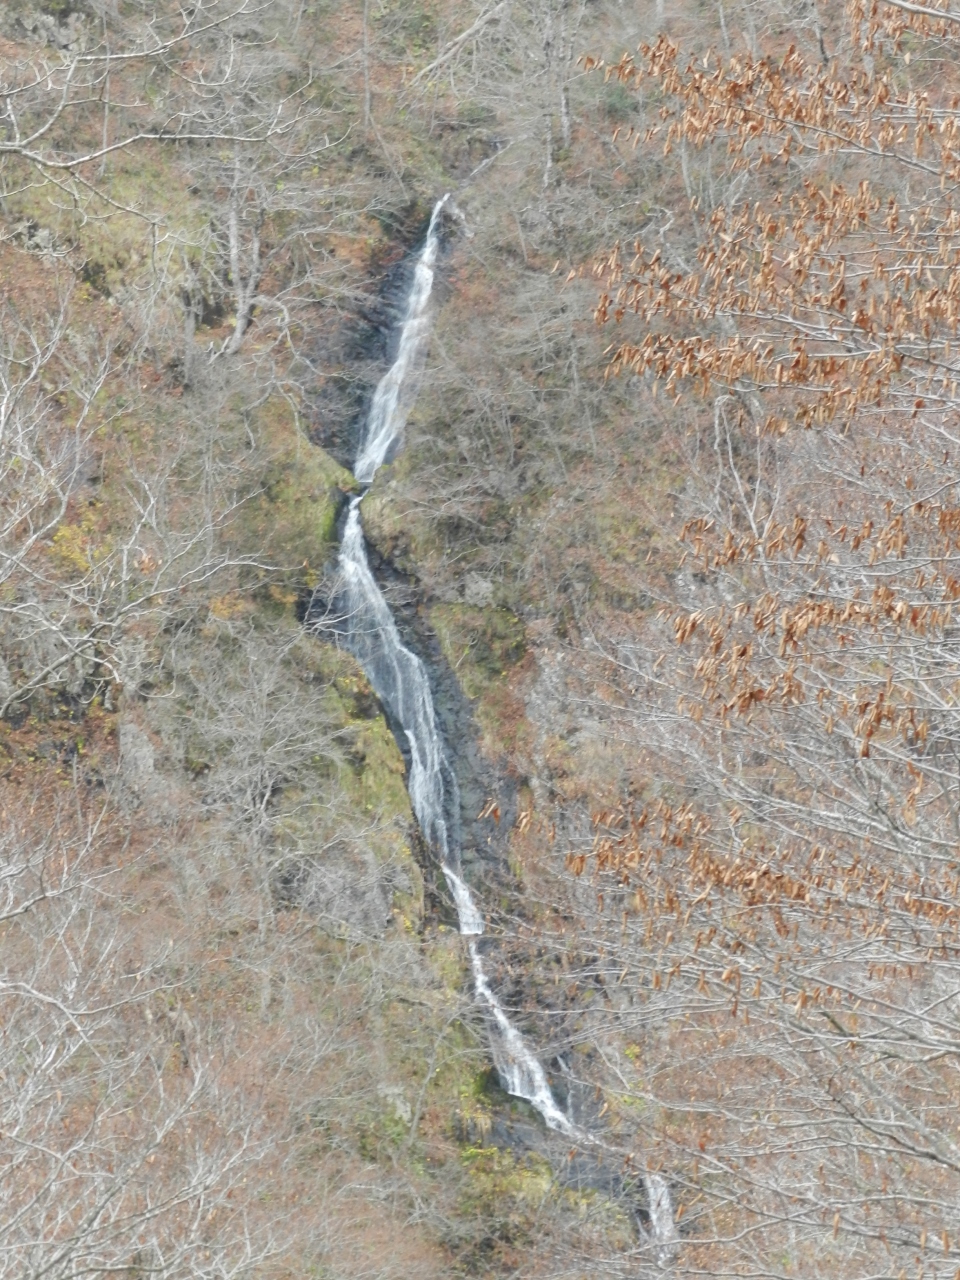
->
[[565, 2, 960, 1276]]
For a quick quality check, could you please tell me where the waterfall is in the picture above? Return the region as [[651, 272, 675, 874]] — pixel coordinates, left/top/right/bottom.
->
[[353, 198, 447, 486], [332, 196, 674, 1251], [337, 195, 572, 1115]]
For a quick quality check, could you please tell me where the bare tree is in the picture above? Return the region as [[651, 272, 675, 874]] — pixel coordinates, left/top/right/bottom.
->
[[0, 1, 284, 202], [523, 7, 960, 1276], [0, 790, 289, 1279]]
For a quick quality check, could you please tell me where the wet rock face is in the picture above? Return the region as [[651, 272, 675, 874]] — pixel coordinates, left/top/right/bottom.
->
[[355, 554, 519, 883], [302, 300, 388, 471], [337, 527, 516, 882], [453, 1066, 654, 1248], [305, 207, 452, 471]]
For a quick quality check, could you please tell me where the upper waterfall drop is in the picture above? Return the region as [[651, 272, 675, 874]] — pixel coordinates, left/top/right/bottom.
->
[[354, 195, 449, 486]]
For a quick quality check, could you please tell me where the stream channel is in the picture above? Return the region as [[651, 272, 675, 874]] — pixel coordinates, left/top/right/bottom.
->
[[321, 196, 676, 1253]]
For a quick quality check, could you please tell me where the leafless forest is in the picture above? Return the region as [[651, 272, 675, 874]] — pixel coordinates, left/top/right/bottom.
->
[[2, 0, 960, 1275]]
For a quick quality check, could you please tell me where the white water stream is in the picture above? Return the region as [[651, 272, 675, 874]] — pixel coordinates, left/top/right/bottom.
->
[[334, 196, 675, 1252]]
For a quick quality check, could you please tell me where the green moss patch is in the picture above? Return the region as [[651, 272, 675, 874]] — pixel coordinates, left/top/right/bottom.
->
[[430, 605, 525, 701], [236, 398, 356, 597]]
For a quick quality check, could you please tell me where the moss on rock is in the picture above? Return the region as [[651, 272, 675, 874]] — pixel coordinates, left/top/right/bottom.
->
[[430, 605, 526, 701], [237, 398, 357, 599], [315, 642, 424, 932]]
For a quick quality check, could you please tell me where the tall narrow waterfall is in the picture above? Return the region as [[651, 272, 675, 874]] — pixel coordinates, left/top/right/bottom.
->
[[333, 197, 674, 1251], [336, 195, 573, 1126]]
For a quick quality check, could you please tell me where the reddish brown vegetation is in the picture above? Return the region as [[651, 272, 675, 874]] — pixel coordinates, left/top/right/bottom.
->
[[527, 2, 960, 1275]]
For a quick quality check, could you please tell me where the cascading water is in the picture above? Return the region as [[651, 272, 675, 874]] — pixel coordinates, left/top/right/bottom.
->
[[338, 194, 572, 1115], [332, 196, 675, 1252], [353, 199, 446, 487]]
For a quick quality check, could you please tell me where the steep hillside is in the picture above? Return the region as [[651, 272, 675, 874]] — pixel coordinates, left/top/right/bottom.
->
[[5, 0, 960, 1277], [0, 0, 671, 1275]]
